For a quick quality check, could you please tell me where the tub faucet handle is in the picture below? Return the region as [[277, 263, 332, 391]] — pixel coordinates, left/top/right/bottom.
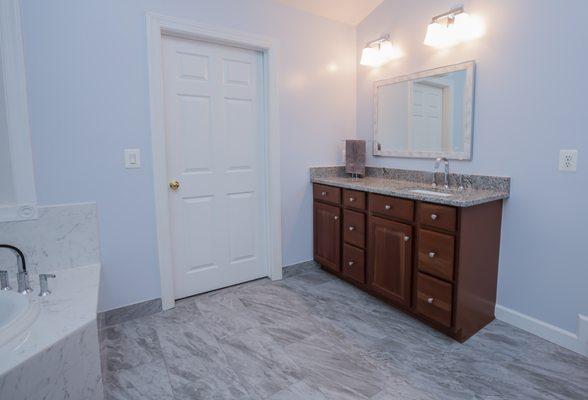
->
[[38, 273, 56, 297], [0, 270, 11, 291], [17, 271, 32, 294]]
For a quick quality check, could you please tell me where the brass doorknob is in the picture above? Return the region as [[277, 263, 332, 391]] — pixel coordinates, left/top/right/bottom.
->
[[169, 180, 180, 191]]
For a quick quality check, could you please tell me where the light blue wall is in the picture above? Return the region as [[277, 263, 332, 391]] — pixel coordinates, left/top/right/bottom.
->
[[357, 0, 588, 332], [20, 0, 355, 311]]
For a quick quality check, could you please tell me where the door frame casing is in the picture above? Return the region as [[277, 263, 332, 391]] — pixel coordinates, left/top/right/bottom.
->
[[146, 13, 282, 310]]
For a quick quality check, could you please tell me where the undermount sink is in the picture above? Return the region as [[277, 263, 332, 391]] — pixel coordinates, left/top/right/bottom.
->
[[409, 189, 454, 197]]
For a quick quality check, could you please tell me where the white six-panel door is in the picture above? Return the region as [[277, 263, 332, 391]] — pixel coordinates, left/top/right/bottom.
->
[[411, 82, 443, 151], [162, 35, 266, 299]]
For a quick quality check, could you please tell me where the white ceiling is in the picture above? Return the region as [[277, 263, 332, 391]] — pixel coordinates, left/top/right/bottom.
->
[[274, 0, 384, 26]]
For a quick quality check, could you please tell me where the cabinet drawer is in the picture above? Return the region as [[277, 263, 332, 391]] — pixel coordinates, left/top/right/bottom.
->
[[419, 203, 456, 232], [343, 209, 365, 248], [418, 229, 455, 281], [343, 189, 366, 210], [369, 193, 414, 221], [416, 273, 453, 328], [343, 244, 365, 284], [313, 184, 341, 205]]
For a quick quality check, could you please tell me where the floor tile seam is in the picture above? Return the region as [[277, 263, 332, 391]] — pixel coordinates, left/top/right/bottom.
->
[[102, 323, 168, 375], [206, 325, 270, 400], [194, 294, 269, 343], [154, 328, 182, 400]]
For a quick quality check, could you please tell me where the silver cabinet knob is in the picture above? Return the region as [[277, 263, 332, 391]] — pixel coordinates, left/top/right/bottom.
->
[[404, 235, 410, 242], [348, 226, 355, 231], [428, 251, 436, 258], [334, 215, 339, 221], [321, 191, 327, 196], [427, 297, 434, 304], [348, 197, 355, 202], [430, 213, 438, 221], [384, 205, 391, 210], [348, 261, 354, 267]]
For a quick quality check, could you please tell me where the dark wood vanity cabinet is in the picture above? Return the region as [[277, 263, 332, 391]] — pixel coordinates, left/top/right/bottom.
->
[[313, 183, 503, 342]]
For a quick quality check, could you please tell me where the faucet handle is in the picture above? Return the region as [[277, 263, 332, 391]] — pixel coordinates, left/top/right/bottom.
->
[[38, 273, 56, 297], [0, 270, 11, 291], [17, 271, 32, 294]]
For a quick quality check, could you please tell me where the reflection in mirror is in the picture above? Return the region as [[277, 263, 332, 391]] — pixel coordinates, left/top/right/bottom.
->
[[374, 61, 474, 159]]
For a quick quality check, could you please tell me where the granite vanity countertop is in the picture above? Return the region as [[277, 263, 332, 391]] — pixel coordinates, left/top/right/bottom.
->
[[310, 167, 510, 207]]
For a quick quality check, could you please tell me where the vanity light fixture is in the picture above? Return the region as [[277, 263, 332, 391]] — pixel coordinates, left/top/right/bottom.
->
[[424, 6, 484, 48], [360, 35, 403, 67]]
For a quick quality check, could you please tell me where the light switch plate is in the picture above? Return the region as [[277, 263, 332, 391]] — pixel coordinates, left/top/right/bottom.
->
[[559, 150, 578, 172], [125, 149, 141, 169]]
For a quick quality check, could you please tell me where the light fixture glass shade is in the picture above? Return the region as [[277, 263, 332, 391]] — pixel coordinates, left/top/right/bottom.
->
[[451, 12, 485, 41], [379, 41, 403, 61], [360, 46, 383, 67], [424, 21, 457, 48]]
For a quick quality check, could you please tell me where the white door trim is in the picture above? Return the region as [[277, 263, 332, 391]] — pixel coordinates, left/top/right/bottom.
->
[[146, 13, 282, 310]]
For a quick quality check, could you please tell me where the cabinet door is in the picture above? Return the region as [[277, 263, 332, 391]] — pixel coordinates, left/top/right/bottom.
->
[[368, 216, 412, 306], [313, 201, 341, 272]]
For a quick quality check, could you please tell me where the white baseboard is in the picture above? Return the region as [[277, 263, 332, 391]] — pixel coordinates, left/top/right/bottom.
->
[[495, 305, 587, 357]]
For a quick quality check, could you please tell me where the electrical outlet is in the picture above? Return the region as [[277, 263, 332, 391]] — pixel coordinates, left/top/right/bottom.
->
[[559, 150, 578, 172]]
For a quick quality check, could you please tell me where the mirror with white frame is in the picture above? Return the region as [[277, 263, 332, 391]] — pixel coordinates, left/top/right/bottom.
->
[[373, 61, 475, 160]]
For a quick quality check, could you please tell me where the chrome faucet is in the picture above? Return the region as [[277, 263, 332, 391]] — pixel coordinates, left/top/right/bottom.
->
[[0, 244, 32, 294], [433, 157, 450, 189]]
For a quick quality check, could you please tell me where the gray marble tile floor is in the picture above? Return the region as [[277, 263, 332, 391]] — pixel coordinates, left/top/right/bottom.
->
[[100, 261, 588, 400]]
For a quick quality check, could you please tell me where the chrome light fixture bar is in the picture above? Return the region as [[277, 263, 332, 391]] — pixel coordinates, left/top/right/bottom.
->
[[424, 5, 485, 48], [430, 6, 464, 25]]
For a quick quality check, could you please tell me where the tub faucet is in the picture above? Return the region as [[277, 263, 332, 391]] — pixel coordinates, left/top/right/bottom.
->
[[0, 244, 31, 294], [433, 157, 450, 189]]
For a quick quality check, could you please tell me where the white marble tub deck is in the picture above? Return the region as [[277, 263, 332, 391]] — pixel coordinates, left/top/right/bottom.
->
[[0, 263, 101, 376]]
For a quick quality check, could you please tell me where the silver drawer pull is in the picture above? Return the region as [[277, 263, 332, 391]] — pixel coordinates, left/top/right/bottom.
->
[[334, 215, 339, 221], [384, 205, 391, 210], [348, 226, 355, 231], [348, 261, 354, 267], [404, 235, 410, 242], [427, 297, 434, 304], [349, 197, 355, 202], [321, 191, 327, 196], [428, 251, 436, 258], [430, 213, 438, 221]]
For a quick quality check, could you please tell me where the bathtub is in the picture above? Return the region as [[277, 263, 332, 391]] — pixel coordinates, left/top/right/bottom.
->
[[0, 264, 103, 400]]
